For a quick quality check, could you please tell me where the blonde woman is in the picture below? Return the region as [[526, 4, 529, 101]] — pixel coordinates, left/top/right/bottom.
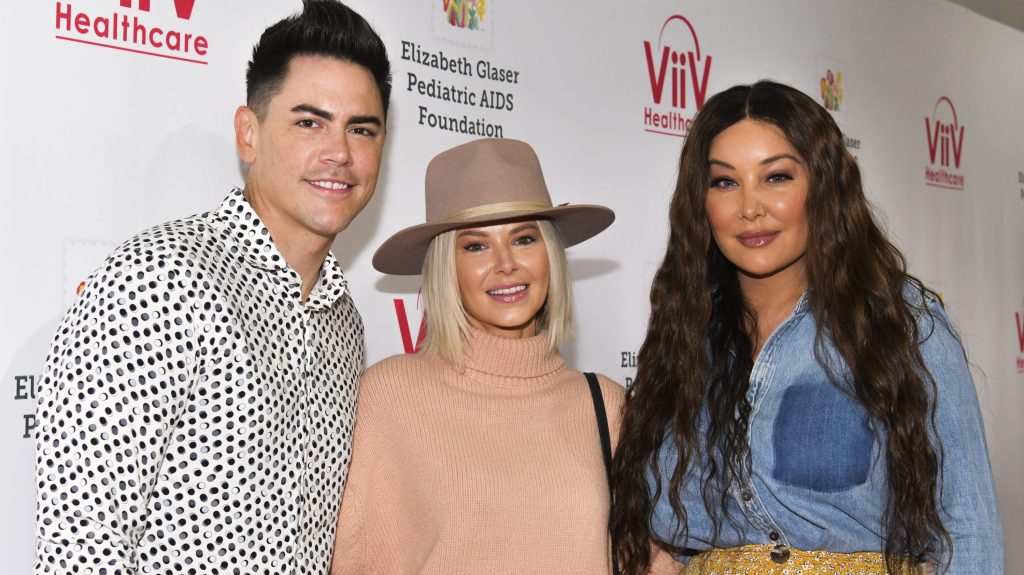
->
[[330, 138, 626, 574]]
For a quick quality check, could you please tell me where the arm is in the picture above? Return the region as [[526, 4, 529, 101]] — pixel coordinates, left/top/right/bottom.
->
[[34, 252, 197, 574], [918, 301, 1004, 574], [330, 364, 386, 575], [330, 481, 367, 575], [646, 541, 685, 575], [599, 375, 685, 575]]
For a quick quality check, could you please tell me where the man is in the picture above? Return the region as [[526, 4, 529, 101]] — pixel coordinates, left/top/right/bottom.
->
[[33, 2, 390, 573]]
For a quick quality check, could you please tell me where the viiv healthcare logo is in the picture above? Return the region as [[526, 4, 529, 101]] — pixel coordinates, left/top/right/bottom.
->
[[1015, 305, 1024, 374], [434, 0, 492, 50], [924, 96, 965, 191], [393, 295, 427, 354], [642, 14, 712, 138], [54, 0, 209, 65]]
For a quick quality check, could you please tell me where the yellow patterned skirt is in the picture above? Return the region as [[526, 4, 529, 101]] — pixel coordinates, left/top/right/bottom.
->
[[683, 544, 925, 575]]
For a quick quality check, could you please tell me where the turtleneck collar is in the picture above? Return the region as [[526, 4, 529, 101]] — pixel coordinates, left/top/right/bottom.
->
[[459, 328, 566, 389]]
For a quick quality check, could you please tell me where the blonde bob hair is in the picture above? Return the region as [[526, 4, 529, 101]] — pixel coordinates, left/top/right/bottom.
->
[[419, 217, 572, 368]]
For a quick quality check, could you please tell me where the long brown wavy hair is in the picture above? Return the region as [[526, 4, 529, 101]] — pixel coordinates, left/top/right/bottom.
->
[[610, 80, 950, 575]]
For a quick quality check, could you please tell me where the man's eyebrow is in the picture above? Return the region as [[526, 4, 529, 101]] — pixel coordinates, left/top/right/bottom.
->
[[289, 106, 382, 128], [347, 115, 382, 127], [291, 104, 333, 121]]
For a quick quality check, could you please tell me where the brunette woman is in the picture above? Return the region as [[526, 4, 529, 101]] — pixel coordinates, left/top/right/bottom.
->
[[611, 81, 1002, 574]]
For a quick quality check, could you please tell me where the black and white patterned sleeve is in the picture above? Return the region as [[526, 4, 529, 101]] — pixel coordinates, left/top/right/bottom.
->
[[34, 248, 198, 575]]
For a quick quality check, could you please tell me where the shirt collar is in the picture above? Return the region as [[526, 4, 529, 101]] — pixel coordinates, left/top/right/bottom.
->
[[305, 253, 349, 311], [216, 188, 348, 310], [792, 289, 811, 315]]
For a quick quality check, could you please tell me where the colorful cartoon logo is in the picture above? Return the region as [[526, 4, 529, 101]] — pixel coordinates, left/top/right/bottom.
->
[[443, 0, 486, 31], [434, 0, 492, 49], [641, 14, 713, 138], [924, 96, 965, 190], [820, 69, 843, 112]]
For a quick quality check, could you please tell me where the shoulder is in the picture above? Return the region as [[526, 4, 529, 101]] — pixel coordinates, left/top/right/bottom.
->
[[67, 212, 215, 310], [94, 212, 222, 282], [359, 352, 444, 397], [578, 371, 627, 445], [573, 371, 625, 405], [118, 211, 220, 256], [899, 281, 978, 402], [45, 215, 220, 376], [592, 372, 626, 405], [901, 278, 944, 320], [363, 351, 439, 377], [900, 280, 963, 352]]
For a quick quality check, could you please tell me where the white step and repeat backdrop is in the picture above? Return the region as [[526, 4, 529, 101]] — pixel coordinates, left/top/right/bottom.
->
[[2, 0, 1022, 571]]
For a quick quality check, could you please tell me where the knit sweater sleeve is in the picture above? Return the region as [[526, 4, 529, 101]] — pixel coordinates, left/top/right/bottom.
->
[[331, 359, 395, 574]]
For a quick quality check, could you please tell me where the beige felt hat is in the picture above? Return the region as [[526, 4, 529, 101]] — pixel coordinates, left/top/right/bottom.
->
[[372, 138, 615, 275]]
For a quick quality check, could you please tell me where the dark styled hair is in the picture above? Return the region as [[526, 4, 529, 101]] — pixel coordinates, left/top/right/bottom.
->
[[245, 0, 392, 119], [610, 80, 949, 575]]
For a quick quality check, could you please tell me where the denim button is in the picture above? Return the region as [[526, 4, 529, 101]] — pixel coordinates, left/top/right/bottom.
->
[[769, 531, 779, 541], [741, 490, 752, 502]]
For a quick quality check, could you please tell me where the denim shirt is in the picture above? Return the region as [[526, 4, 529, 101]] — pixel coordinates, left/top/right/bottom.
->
[[649, 291, 1004, 574]]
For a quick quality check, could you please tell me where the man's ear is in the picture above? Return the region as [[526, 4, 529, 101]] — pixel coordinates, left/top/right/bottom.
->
[[234, 105, 259, 164]]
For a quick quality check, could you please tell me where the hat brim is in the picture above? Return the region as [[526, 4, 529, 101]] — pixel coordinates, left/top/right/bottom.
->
[[372, 204, 615, 275]]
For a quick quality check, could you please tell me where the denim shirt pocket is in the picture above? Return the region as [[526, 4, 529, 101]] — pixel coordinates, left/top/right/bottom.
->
[[770, 382, 873, 492]]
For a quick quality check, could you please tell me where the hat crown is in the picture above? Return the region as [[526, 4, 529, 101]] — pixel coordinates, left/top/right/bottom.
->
[[424, 139, 553, 224], [372, 137, 614, 275]]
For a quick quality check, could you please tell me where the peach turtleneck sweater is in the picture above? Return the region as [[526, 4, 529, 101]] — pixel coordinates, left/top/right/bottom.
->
[[329, 329, 626, 574]]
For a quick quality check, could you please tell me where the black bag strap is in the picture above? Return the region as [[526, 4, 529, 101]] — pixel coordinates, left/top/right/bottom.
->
[[585, 372, 613, 486], [585, 372, 620, 575]]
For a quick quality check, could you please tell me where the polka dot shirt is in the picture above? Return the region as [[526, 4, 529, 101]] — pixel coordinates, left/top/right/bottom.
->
[[34, 189, 364, 575]]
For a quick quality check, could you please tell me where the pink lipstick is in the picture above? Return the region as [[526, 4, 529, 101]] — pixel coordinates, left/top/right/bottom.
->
[[736, 232, 779, 248]]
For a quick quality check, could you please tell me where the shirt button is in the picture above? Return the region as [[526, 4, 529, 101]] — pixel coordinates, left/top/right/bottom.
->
[[770, 544, 790, 564], [741, 490, 752, 502], [769, 531, 779, 541]]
